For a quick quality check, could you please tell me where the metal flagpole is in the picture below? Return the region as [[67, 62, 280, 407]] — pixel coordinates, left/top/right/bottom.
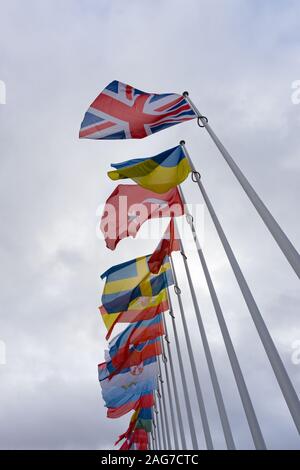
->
[[148, 433, 152, 450], [178, 185, 266, 449], [175, 222, 235, 450], [166, 286, 199, 449], [170, 255, 214, 450], [158, 356, 172, 449], [180, 141, 300, 436], [153, 400, 162, 450], [160, 335, 180, 449], [151, 430, 155, 450], [156, 381, 167, 449], [162, 312, 186, 449], [183, 92, 300, 280]]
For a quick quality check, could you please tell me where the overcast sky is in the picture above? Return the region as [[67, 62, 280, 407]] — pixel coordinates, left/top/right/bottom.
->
[[0, 0, 299, 450]]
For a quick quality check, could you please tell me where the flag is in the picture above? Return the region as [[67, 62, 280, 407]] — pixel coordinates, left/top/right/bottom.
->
[[148, 218, 180, 274], [99, 289, 169, 340], [79, 80, 196, 140], [100, 184, 184, 250], [99, 315, 164, 379], [108, 145, 191, 194], [108, 314, 164, 361], [135, 406, 153, 433], [107, 392, 154, 420], [132, 428, 149, 450], [101, 339, 162, 381], [99, 356, 158, 416], [106, 387, 154, 420], [115, 408, 140, 447], [101, 254, 173, 314]]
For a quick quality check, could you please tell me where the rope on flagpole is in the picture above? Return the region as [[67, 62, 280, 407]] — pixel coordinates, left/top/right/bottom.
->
[[183, 91, 300, 280], [160, 335, 180, 449], [175, 221, 236, 450], [180, 141, 300, 438], [178, 185, 266, 449], [166, 286, 198, 449], [170, 255, 214, 450], [158, 356, 172, 449], [162, 313, 186, 449]]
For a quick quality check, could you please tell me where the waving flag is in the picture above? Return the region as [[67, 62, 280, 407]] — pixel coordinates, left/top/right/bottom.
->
[[149, 218, 180, 274], [100, 254, 173, 314], [79, 80, 196, 140], [136, 406, 153, 433], [101, 338, 162, 381], [100, 184, 184, 250], [99, 289, 169, 340], [108, 314, 164, 360], [108, 145, 191, 193], [99, 316, 164, 379], [99, 356, 158, 416]]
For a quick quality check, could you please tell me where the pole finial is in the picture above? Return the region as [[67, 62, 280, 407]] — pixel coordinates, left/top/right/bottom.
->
[[183, 91, 189, 97], [180, 140, 185, 146]]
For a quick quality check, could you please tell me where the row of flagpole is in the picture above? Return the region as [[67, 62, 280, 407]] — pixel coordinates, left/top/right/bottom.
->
[[80, 80, 299, 449]]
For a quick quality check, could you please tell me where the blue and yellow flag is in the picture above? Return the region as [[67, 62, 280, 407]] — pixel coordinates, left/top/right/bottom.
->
[[101, 255, 173, 314], [108, 145, 190, 194]]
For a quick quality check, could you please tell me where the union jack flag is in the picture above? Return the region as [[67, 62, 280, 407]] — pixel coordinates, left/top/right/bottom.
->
[[79, 80, 196, 140]]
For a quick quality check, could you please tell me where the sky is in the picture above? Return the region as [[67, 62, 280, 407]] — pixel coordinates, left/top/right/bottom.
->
[[0, 0, 299, 450]]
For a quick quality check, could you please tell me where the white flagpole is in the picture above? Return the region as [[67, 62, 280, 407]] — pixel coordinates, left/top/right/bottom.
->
[[156, 386, 167, 449], [175, 222, 235, 450], [162, 308, 187, 449], [183, 91, 300, 280], [178, 185, 266, 449], [156, 379, 168, 450], [158, 356, 172, 449], [170, 255, 214, 450], [166, 286, 199, 449], [160, 335, 180, 449], [180, 140, 300, 436], [153, 400, 162, 450]]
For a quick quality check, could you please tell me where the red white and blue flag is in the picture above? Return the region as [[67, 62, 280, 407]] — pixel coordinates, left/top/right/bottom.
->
[[79, 80, 196, 140]]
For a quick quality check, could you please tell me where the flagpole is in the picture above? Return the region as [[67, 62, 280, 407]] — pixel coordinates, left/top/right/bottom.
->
[[170, 255, 213, 450], [166, 286, 199, 449], [151, 430, 156, 450], [160, 334, 180, 449], [178, 185, 266, 449], [183, 92, 300, 280], [148, 433, 152, 450], [162, 314, 186, 449], [158, 356, 172, 449], [180, 141, 300, 436], [156, 381, 167, 449], [153, 400, 162, 450], [175, 223, 235, 450]]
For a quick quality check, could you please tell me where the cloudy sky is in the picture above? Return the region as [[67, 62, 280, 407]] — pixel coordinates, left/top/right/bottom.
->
[[0, 0, 299, 450]]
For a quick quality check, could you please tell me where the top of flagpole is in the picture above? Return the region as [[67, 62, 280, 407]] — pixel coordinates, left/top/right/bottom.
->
[[182, 91, 208, 127]]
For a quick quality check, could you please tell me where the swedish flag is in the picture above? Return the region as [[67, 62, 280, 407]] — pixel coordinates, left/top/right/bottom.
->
[[101, 255, 173, 314], [108, 145, 190, 194]]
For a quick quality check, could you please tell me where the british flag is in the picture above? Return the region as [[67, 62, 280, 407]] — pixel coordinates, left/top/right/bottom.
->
[[79, 80, 196, 140]]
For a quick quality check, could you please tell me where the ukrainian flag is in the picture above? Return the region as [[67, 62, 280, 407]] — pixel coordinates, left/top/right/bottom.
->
[[101, 255, 173, 314], [108, 145, 190, 194]]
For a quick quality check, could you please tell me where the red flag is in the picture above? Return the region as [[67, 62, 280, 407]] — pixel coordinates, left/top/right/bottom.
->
[[148, 218, 180, 274], [132, 429, 149, 450], [100, 184, 184, 250]]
